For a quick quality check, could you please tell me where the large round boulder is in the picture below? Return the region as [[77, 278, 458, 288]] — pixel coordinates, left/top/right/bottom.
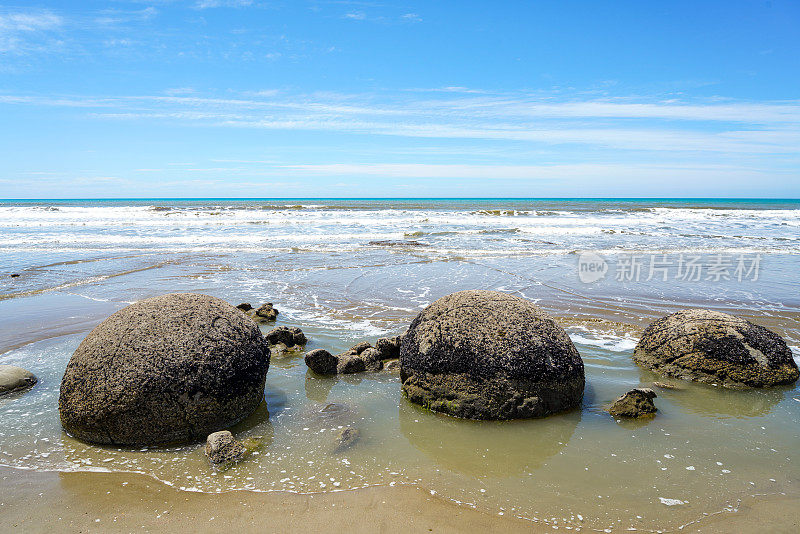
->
[[400, 290, 584, 420], [633, 309, 799, 388], [59, 293, 270, 446]]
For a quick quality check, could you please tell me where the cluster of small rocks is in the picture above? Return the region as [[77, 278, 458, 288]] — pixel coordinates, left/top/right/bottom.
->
[[304, 334, 403, 375]]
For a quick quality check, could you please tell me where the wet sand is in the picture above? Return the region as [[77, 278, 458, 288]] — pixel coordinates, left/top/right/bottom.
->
[[2, 467, 798, 533], [0, 467, 537, 533]]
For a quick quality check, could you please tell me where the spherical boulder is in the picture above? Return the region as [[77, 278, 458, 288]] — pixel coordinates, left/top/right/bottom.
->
[[400, 290, 584, 420], [59, 293, 270, 446], [633, 309, 799, 388]]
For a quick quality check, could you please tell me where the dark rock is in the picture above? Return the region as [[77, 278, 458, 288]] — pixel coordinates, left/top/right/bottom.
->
[[205, 430, 246, 465], [59, 293, 271, 446], [375, 335, 403, 360], [633, 309, 799, 388], [304, 344, 381, 375], [333, 427, 360, 453], [255, 303, 279, 320], [242, 302, 279, 323], [400, 290, 585, 420], [265, 326, 306, 347], [0, 365, 37, 395], [349, 341, 371, 355], [608, 388, 657, 418], [305, 349, 338, 375], [337, 353, 367, 374], [336, 346, 382, 374]]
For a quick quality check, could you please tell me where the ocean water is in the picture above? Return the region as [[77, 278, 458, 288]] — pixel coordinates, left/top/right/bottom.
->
[[1, 198, 799, 531]]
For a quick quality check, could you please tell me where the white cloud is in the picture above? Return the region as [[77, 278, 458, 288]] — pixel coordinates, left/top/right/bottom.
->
[[2, 89, 799, 158], [344, 12, 367, 20], [0, 11, 63, 53], [195, 0, 254, 8]]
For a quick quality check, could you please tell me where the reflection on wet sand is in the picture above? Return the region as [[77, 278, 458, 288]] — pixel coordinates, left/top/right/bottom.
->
[[399, 400, 580, 477], [636, 368, 787, 418]]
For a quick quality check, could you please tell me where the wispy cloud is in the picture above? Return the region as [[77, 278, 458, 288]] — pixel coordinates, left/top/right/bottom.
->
[[2, 90, 799, 159], [195, 0, 254, 9], [0, 10, 64, 53]]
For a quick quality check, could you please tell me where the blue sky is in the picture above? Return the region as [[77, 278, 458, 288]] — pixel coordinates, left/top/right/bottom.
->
[[1, 0, 799, 198]]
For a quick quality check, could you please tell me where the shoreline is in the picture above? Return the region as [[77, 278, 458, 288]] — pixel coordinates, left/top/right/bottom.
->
[[2, 466, 798, 533]]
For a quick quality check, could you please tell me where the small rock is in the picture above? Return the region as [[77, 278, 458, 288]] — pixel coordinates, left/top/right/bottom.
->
[[333, 427, 360, 453], [337, 348, 382, 374], [349, 341, 372, 355], [608, 388, 658, 418], [383, 359, 400, 371], [305, 349, 338, 375], [236, 303, 253, 311], [360, 348, 383, 370], [255, 303, 279, 320], [0, 365, 37, 395], [375, 335, 403, 360], [265, 326, 306, 347], [653, 381, 682, 390], [205, 430, 247, 465], [337, 353, 367, 374]]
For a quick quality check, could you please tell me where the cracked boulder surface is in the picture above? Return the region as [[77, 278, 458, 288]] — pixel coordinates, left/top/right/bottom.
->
[[633, 309, 799, 388], [59, 293, 271, 446], [400, 290, 585, 420]]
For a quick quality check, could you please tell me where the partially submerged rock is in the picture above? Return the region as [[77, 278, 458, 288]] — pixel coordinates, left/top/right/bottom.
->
[[305, 349, 338, 375], [383, 359, 400, 372], [0, 365, 37, 395], [608, 388, 657, 418], [59, 293, 271, 446], [239, 302, 279, 323], [255, 303, 279, 321], [205, 430, 247, 465], [265, 326, 306, 347], [304, 342, 383, 375], [333, 427, 360, 453], [400, 290, 585, 420], [634, 309, 799, 388], [375, 335, 403, 360]]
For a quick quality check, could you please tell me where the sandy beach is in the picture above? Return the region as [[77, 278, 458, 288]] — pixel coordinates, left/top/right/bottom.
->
[[2, 467, 799, 533]]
